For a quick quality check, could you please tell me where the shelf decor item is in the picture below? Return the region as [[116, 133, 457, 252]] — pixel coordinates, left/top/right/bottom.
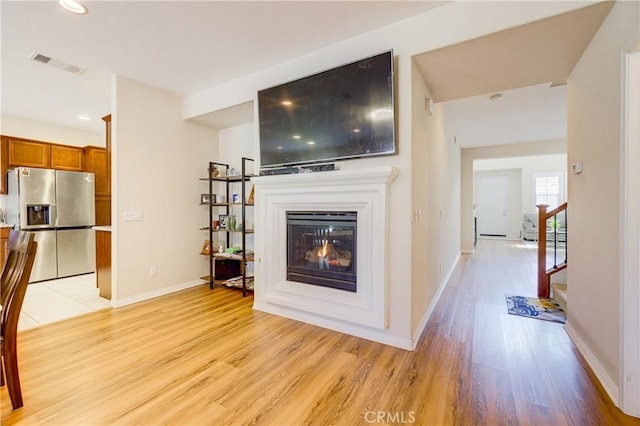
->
[[200, 240, 211, 255], [201, 193, 210, 204], [218, 214, 228, 229], [247, 185, 255, 204]]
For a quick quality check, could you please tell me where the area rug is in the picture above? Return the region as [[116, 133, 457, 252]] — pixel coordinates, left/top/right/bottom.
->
[[505, 295, 566, 324]]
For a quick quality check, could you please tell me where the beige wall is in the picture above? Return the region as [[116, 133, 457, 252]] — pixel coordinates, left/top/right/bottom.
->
[[567, 0, 639, 390], [0, 114, 103, 147], [411, 60, 461, 335], [461, 140, 567, 252], [112, 76, 217, 303]]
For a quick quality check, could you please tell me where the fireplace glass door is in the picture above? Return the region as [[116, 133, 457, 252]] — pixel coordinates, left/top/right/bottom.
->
[[287, 211, 357, 292]]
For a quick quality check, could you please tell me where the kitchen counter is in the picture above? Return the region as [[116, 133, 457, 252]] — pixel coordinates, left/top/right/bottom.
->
[[92, 226, 111, 232]]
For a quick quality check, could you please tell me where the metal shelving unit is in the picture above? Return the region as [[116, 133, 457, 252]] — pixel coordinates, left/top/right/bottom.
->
[[200, 158, 255, 296]]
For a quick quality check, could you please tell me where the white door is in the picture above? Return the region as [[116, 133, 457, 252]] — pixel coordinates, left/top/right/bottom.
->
[[477, 175, 508, 237]]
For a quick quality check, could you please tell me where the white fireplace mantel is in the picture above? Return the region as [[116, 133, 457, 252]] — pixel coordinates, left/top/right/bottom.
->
[[252, 166, 398, 340]]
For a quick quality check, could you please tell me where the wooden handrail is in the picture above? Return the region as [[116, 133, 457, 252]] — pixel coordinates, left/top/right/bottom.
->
[[536, 203, 568, 298], [546, 202, 568, 218]]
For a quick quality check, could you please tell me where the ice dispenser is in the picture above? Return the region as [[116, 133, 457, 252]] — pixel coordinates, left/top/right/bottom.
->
[[26, 204, 52, 227]]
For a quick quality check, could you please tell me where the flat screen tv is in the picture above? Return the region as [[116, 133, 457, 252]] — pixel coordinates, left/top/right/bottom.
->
[[258, 50, 395, 168]]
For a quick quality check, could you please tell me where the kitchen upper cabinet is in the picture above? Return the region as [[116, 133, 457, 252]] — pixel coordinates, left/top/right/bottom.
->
[[50, 145, 84, 171], [6, 136, 84, 172], [83, 146, 108, 195], [7, 137, 51, 168], [83, 146, 110, 226]]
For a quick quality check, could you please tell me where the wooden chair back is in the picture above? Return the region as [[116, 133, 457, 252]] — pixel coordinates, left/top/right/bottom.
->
[[1, 230, 37, 409]]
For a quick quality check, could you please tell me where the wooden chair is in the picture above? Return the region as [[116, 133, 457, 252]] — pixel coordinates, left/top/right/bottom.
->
[[1, 231, 37, 409]]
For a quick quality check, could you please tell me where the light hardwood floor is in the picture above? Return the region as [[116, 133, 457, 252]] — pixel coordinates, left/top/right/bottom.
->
[[2, 240, 638, 425]]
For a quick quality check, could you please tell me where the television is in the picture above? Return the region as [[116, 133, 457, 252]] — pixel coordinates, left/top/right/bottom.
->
[[258, 50, 395, 168]]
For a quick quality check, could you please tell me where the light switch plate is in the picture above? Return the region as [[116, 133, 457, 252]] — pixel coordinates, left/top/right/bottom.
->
[[123, 211, 143, 221]]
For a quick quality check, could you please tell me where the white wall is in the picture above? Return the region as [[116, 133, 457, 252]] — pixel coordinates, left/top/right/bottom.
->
[[566, 0, 639, 401], [474, 154, 567, 239], [0, 114, 103, 147], [112, 76, 217, 304], [218, 123, 255, 171], [461, 140, 567, 252], [217, 123, 256, 252]]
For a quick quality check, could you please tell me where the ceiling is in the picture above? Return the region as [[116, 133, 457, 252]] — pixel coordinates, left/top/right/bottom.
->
[[416, 1, 612, 148], [1, 1, 445, 134], [1, 1, 612, 150]]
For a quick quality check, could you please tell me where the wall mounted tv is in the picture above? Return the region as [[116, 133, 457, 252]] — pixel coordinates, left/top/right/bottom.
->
[[258, 50, 395, 168]]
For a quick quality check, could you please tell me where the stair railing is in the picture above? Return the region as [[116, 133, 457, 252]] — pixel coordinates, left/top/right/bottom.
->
[[536, 202, 568, 298]]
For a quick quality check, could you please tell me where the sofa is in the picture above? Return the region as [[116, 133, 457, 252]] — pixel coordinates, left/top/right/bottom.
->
[[522, 213, 539, 241], [522, 213, 567, 242]]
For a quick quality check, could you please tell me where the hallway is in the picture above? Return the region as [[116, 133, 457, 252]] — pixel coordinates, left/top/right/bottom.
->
[[429, 239, 633, 424]]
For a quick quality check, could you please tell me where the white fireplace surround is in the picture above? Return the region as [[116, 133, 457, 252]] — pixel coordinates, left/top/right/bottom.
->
[[252, 166, 398, 338]]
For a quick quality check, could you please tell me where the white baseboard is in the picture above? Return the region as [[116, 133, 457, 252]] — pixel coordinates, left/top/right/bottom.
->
[[564, 321, 620, 406], [253, 301, 414, 350], [112, 279, 205, 308], [411, 253, 461, 346]]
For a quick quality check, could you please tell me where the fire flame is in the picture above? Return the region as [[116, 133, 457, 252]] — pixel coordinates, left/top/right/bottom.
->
[[318, 239, 329, 258]]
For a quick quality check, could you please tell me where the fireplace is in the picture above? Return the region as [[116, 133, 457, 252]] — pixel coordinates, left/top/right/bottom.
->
[[286, 211, 357, 292]]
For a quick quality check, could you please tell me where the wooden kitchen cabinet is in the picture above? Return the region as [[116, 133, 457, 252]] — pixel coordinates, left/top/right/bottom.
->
[[1, 136, 8, 194], [83, 146, 111, 226], [0, 227, 10, 270], [95, 194, 111, 226], [95, 228, 111, 300], [50, 144, 84, 171], [7, 137, 51, 168], [83, 147, 108, 195]]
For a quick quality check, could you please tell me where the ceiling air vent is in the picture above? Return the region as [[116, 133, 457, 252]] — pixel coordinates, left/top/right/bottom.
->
[[31, 53, 52, 64], [28, 51, 86, 74]]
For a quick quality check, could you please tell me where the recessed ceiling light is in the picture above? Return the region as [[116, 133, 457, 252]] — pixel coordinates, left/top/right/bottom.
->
[[59, 0, 88, 15], [78, 114, 91, 121], [353, 128, 360, 133], [307, 141, 315, 145], [489, 94, 503, 101], [281, 100, 293, 106], [292, 135, 301, 139]]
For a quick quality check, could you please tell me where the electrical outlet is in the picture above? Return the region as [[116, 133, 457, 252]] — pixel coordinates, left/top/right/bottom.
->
[[150, 266, 157, 277]]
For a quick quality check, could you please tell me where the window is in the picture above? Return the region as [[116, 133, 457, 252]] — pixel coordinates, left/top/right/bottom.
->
[[533, 173, 563, 209]]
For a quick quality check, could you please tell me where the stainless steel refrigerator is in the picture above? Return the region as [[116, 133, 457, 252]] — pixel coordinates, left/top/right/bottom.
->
[[6, 167, 96, 282]]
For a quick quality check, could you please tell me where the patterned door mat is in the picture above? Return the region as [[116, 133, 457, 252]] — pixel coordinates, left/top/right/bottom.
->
[[505, 295, 566, 323]]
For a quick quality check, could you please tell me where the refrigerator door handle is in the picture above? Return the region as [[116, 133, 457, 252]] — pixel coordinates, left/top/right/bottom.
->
[[50, 204, 57, 227]]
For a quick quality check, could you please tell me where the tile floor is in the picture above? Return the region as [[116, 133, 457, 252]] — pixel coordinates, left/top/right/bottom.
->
[[18, 273, 111, 331]]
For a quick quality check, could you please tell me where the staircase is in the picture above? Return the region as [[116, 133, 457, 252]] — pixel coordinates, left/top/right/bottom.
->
[[537, 203, 568, 303], [551, 283, 567, 312]]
